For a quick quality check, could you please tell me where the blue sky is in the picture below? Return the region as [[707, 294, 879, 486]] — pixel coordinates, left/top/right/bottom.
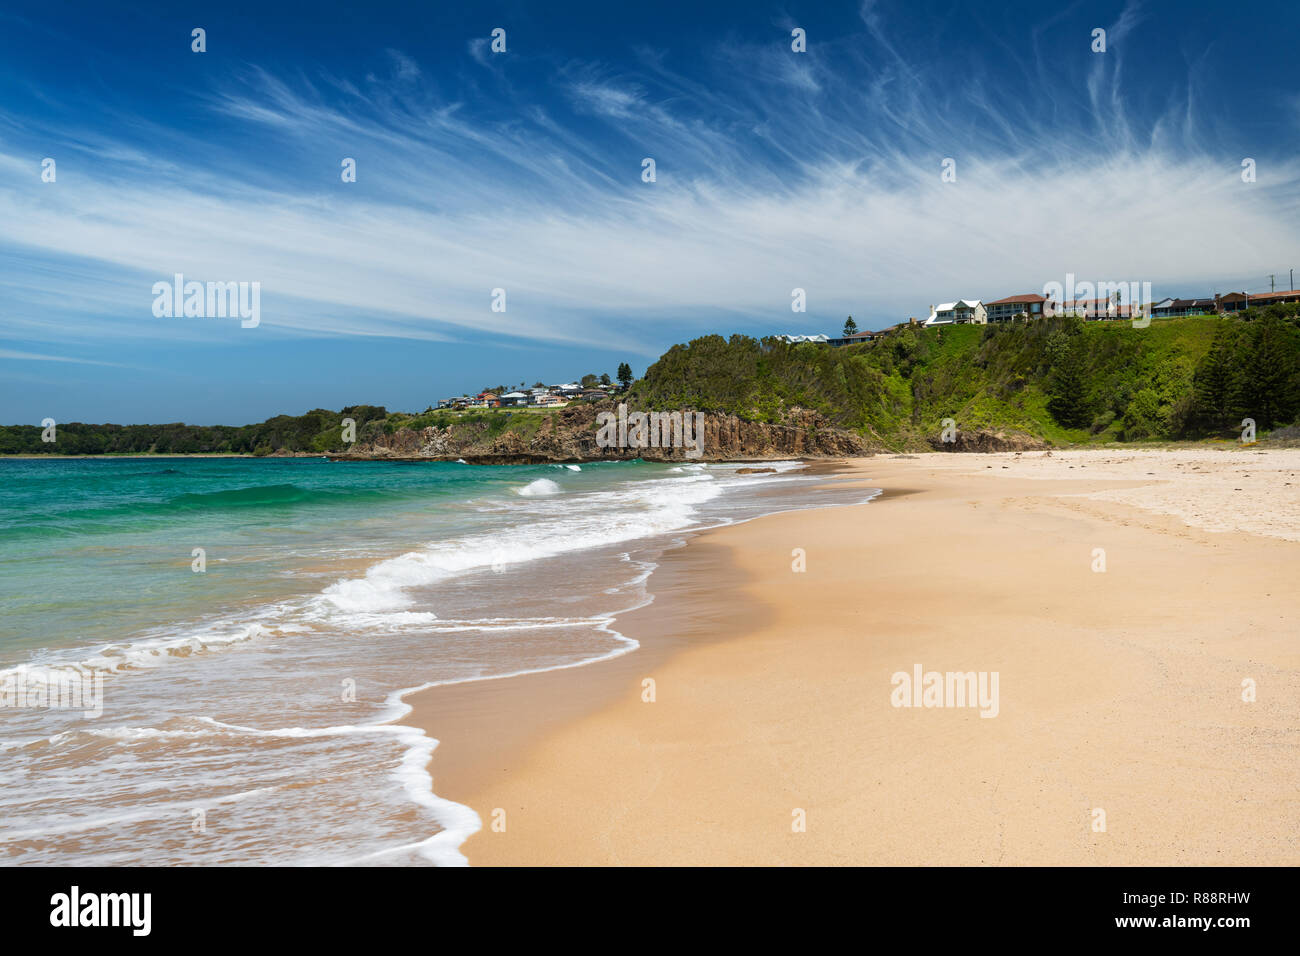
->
[[2, 0, 1298, 424]]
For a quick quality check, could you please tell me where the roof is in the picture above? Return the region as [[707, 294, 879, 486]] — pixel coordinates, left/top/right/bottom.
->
[[935, 299, 982, 311], [501, 391, 529, 398], [1245, 290, 1300, 301], [986, 293, 1046, 306], [777, 333, 829, 343]]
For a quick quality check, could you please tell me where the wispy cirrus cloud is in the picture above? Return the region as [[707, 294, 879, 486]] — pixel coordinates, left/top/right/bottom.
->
[[0, 348, 128, 367], [1, 0, 1298, 370]]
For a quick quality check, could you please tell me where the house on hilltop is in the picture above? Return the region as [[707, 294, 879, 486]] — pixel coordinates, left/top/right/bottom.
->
[[827, 330, 878, 346], [924, 300, 986, 326], [1160, 298, 1217, 317], [1216, 292, 1250, 313], [1238, 289, 1300, 308], [776, 334, 830, 344], [985, 293, 1047, 323]]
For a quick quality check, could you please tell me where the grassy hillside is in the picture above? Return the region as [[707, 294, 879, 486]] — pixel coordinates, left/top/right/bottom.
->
[[628, 307, 1300, 450], [5, 306, 1298, 455]]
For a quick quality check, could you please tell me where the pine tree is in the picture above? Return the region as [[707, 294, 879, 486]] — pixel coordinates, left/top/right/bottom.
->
[[617, 362, 633, 389], [1190, 321, 1239, 432], [1046, 341, 1090, 428], [1239, 314, 1298, 429], [842, 316, 858, 336]]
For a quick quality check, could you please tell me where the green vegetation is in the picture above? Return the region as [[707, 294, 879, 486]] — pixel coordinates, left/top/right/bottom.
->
[[6, 306, 1298, 456], [0, 405, 391, 456], [627, 305, 1300, 449], [384, 408, 547, 443], [0, 403, 565, 456]]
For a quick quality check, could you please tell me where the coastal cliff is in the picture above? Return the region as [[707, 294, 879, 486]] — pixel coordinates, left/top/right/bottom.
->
[[335, 403, 872, 463], [7, 311, 1298, 458]]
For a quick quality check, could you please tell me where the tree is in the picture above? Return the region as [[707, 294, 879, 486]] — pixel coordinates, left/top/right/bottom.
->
[[1046, 339, 1090, 429], [1121, 387, 1163, 439], [893, 327, 919, 362], [600, 373, 611, 386], [581, 373, 599, 388], [1239, 314, 1299, 429], [1190, 321, 1240, 432], [842, 316, 858, 336], [617, 362, 633, 389]]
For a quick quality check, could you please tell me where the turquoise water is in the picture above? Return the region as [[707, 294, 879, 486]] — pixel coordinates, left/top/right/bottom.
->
[[0, 457, 644, 659], [0, 456, 875, 865]]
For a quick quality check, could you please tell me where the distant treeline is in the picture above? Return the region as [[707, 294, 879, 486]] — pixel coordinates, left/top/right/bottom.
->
[[626, 304, 1300, 445], [0, 406, 389, 455]]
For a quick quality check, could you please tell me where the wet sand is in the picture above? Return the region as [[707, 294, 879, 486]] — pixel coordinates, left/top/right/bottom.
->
[[406, 449, 1300, 865]]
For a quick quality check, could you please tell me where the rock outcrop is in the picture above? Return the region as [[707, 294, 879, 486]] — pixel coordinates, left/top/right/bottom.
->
[[337, 403, 875, 463], [927, 428, 1049, 453]]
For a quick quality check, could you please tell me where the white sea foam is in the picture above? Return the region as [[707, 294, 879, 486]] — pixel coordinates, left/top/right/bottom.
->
[[317, 475, 721, 616], [0, 615, 298, 683], [0, 461, 878, 867], [195, 713, 482, 866], [514, 477, 562, 496]]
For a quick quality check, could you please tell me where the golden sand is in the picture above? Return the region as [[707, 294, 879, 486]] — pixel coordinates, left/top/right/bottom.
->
[[406, 449, 1300, 865]]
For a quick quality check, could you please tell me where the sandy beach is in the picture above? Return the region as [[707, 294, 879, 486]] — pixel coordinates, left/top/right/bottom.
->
[[407, 448, 1300, 866]]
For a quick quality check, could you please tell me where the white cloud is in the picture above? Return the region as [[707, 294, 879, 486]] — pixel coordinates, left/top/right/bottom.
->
[[1, 30, 1298, 356], [0, 348, 129, 367]]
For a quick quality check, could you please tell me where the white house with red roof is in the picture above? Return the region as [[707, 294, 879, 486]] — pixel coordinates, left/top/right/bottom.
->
[[985, 293, 1048, 323]]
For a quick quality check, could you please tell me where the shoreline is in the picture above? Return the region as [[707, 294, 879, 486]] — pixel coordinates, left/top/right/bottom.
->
[[408, 448, 1300, 865], [4, 438, 1295, 462], [400, 459, 878, 822]]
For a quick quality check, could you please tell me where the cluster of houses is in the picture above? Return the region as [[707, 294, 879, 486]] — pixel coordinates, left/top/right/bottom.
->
[[779, 287, 1300, 346], [436, 381, 619, 410]]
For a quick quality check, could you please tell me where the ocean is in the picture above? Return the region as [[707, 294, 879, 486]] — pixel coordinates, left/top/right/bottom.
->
[[0, 456, 875, 865]]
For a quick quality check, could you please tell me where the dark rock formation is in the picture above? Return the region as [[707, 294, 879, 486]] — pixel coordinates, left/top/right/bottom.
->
[[336, 404, 875, 463], [927, 429, 1050, 453]]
